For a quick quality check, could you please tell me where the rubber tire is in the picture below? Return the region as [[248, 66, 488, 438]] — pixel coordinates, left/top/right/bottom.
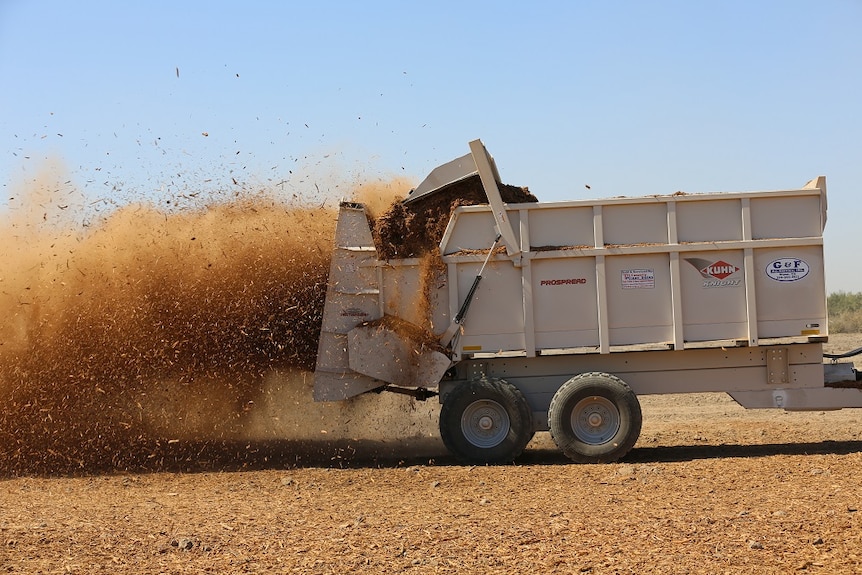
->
[[548, 372, 642, 464], [439, 378, 534, 464]]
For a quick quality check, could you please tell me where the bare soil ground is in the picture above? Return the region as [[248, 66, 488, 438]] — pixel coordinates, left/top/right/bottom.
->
[[2, 334, 861, 574]]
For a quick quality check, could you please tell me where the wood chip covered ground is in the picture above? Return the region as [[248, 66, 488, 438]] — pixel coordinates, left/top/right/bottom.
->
[[2, 335, 860, 574]]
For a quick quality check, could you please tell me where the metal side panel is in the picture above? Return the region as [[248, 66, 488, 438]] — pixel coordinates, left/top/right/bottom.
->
[[348, 324, 450, 388], [472, 343, 825, 390], [495, 362, 827, 410], [314, 332, 349, 372], [314, 203, 383, 402], [437, 177, 826, 354], [730, 387, 862, 411]]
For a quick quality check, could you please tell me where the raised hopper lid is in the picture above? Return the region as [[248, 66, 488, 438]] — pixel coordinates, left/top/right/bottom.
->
[[403, 145, 503, 205]]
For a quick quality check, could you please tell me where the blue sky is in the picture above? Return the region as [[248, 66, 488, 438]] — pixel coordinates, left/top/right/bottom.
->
[[1, 0, 860, 291]]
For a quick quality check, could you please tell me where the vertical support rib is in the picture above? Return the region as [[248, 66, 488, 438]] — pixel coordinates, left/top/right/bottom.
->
[[667, 201, 684, 350], [593, 205, 610, 354], [741, 198, 759, 346], [521, 208, 536, 357]]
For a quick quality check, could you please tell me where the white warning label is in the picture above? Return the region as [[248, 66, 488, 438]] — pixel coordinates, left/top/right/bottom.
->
[[621, 269, 655, 289]]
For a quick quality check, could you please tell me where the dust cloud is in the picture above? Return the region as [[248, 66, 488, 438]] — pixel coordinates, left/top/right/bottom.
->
[[350, 177, 413, 219], [0, 165, 440, 476]]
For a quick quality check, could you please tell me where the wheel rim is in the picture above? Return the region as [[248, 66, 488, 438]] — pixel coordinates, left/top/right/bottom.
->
[[460, 399, 510, 449], [571, 396, 620, 445]]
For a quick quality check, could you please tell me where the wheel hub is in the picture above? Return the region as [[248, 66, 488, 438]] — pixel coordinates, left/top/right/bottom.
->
[[461, 399, 510, 449], [571, 395, 621, 445], [587, 412, 603, 427]]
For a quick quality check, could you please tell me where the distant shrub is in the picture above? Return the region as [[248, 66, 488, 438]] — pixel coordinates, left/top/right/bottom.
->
[[828, 292, 862, 333]]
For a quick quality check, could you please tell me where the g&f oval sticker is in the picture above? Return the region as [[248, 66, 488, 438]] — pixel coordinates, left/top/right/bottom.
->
[[766, 258, 809, 282]]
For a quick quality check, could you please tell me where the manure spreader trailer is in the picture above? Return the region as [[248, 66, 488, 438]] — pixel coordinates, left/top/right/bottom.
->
[[313, 140, 862, 464]]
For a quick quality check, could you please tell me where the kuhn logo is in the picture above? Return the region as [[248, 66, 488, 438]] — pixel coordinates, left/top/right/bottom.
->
[[685, 258, 740, 280]]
